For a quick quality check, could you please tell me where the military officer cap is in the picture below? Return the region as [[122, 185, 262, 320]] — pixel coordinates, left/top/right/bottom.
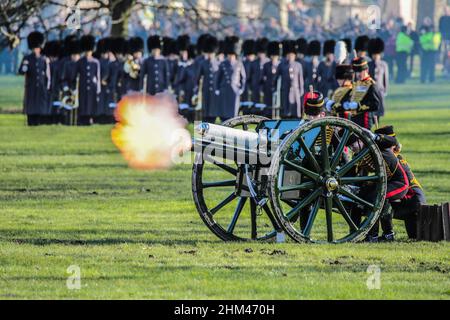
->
[[176, 34, 190, 52], [27, 31, 45, 49], [335, 64, 354, 80], [242, 39, 256, 56], [368, 37, 385, 55], [256, 38, 269, 54], [282, 40, 296, 56], [307, 40, 321, 56], [129, 37, 144, 54], [296, 38, 308, 55], [80, 35, 96, 52], [375, 125, 396, 137], [224, 36, 240, 55], [203, 35, 218, 54], [354, 35, 370, 53], [351, 56, 369, 72], [304, 91, 325, 116], [147, 35, 162, 50], [323, 40, 336, 55], [267, 41, 280, 57]]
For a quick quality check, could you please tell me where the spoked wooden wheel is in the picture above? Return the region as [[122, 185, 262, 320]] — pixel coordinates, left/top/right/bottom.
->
[[268, 117, 387, 243], [192, 115, 280, 241]]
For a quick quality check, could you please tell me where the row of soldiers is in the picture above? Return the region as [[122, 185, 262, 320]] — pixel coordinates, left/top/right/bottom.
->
[[19, 31, 388, 126]]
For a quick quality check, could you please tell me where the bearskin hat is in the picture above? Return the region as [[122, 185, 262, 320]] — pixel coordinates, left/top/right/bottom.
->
[[368, 37, 385, 55], [162, 37, 177, 56], [282, 40, 297, 56], [354, 35, 369, 52], [256, 37, 269, 54], [187, 44, 197, 60], [27, 31, 45, 50], [308, 40, 321, 56], [224, 36, 240, 55], [95, 38, 108, 55], [176, 34, 190, 52], [196, 33, 210, 53], [304, 91, 324, 116], [335, 64, 354, 80], [80, 35, 95, 52], [129, 37, 144, 53], [323, 40, 336, 55], [110, 37, 126, 55], [218, 40, 226, 54], [147, 35, 162, 51], [296, 38, 308, 55], [43, 40, 59, 57], [67, 38, 81, 55], [203, 35, 218, 54], [267, 41, 281, 57], [242, 39, 256, 56]]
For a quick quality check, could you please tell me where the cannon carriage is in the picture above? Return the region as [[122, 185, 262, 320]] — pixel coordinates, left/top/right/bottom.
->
[[192, 115, 387, 243]]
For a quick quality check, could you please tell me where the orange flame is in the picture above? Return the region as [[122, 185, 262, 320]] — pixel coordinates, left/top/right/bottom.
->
[[111, 93, 192, 170]]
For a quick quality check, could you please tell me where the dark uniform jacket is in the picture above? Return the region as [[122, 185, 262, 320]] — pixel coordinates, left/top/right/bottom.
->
[[97, 57, 111, 117], [122, 57, 142, 94], [166, 58, 178, 89], [350, 77, 384, 129], [61, 57, 78, 92], [197, 57, 219, 118], [75, 56, 101, 117], [108, 59, 122, 112], [19, 53, 50, 115], [261, 60, 281, 108], [304, 58, 320, 92], [368, 59, 389, 117], [241, 57, 253, 104], [278, 59, 304, 118], [249, 57, 270, 105], [174, 61, 196, 107], [317, 60, 337, 98], [215, 59, 246, 119], [49, 59, 62, 109], [140, 56, 169, 95]]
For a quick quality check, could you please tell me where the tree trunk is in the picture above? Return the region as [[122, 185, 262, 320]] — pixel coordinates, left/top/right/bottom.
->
[[110, 0, 135, 37]]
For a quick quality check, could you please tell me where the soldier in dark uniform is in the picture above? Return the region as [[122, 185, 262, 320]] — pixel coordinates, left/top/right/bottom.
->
[[162, 37, 178, 91], [249, 38, 270, 113], [18, 31, 50, 126], [192, 34, 209, 80], [326, 64, 353, 118], [261, 41, 281, 118], [106, 37, 126, 123], [240, 39, 256, 114], [342, 57, 383, 130], [278, 40, 304, 118], [75, 35, 100, 126], [60, 36, 81, 125], [317, 40, 337, 99], [122, 37, 143, 94], [295, 38, 308, 89], [174, 34, 191, 97], [196, 35, 219, 123], [354, 35, 370, 58], [140, 35, 169, 95], [43, 40, 62, 124], [304, 40, 321, 93], [93, 38, 111, 124], [174, 45, 197, 122], [368, 37, 389, 121], [215, 36, 246, 122]]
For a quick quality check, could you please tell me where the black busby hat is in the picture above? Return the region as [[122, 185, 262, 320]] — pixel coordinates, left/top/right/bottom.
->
[[27, 31, 45, 49], [129, 37, 144, 53], [355, 35, 369, 52], [352, 56, 369, 72], [187, 44, 196, 60], [218, 40, 226, 54], [282, 40, 296, 56], [368, 37, 385, 55], [196, 33, 210, 53], [162, 37, 177, 56], [242, 39, 256, 56], [225, 36, 240, 55], [203, 35, 218, 54], [375, 125, 396, 137], [341, 38, 352, 54], [95, 38, 107, 55], [296, 38, 308, 55], [80, 35, 96, 52], [308, 40, 321, 56], [176, 34, 190, 52], [256, 37, 269, 54], [43, 40, 61, 57], [147, 35, 162, 50], [335, 64, 354, 80], [304, 90, 325, 116], [111, 37, 126, 55], [67, 38, 82, 55], [267, 41, 281, 57], [323, 40, 336, 55]]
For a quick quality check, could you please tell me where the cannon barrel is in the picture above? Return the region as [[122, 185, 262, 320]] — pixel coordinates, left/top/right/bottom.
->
[[192, 123, 270, 164]]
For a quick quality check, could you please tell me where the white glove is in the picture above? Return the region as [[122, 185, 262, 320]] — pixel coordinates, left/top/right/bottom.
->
[[343, 101, 359, 110], [215, 90, 220, 96], [325, 99, 335, 112]]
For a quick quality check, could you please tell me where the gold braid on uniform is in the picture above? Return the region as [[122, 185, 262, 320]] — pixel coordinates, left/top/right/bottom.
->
[[351, 78, 375, 112], [399, 154, 423, 189], [331, 87, 352, 114], [314, 126, 334, 147]]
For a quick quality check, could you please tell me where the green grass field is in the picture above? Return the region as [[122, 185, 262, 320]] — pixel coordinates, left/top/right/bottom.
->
[[0, 75, 449, 299]]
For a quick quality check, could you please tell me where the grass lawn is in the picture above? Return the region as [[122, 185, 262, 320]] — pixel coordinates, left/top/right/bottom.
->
[[0, 75, 449, 299]]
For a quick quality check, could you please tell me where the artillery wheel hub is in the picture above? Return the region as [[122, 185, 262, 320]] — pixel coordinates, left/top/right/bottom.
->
[[325, 177, 339, 192]]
